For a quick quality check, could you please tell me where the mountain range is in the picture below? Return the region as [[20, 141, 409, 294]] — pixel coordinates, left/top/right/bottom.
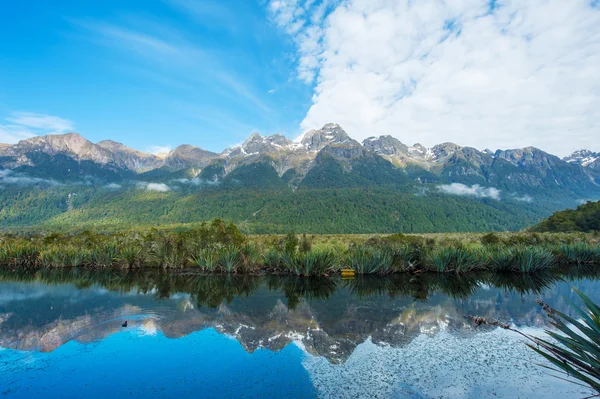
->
[[1, 123, 599, 233]]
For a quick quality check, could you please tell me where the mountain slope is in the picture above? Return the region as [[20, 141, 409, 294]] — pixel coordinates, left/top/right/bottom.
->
[[0, 124, 599, 233]]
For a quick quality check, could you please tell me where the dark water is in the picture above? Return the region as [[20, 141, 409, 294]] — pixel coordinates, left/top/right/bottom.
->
[[1, 269, 599, 398]]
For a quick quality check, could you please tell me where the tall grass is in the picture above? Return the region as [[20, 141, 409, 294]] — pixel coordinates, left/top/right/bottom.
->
[[0, 227, 599, 275], [90, 244, 119, 268], [118, 246, 142, 269], [282, 249, 337, 276], [427, 247, 478, 273], [554, 243, 600, 265], [348, 245, 393, 274], [192, 249, 219, 271], [488, 246, 554, 273], [218, 246, 241, 273], [263, 248, 281, 270]]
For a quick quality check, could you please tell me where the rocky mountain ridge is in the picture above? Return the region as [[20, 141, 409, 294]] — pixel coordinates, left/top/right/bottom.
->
[[2, 123, 598, 183]]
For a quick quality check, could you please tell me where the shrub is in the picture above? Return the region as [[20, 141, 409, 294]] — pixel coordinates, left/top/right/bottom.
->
[[192, 249, 219, 271], [281, 249, 336, 276], [348, 246, 393, 274], [299, 233, 312, 253], [239, 243, 261, 273], [263, 248, 281, 270], [480, 233, 501, 246], [555, 243, 600, 265], [218, 246, 241, 273], [151, 237, 186, 269], [283, 232, 298, 255], [489, 248, 515, 272], [512, 247, 554, 273], [118, 246, 143, 269], [427, 247, 478, 273]]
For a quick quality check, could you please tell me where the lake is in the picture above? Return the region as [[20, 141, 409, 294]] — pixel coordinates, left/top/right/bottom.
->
[[0, 269, 598, 398]]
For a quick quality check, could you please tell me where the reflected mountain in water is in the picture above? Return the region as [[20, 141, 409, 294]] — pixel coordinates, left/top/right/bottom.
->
[[1, 269, 599, 364]]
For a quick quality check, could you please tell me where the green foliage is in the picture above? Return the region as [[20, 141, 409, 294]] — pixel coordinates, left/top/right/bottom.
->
[[480, 232, 501, 245], [239, 243, 261, 273], [118, 246, 142, 269], [0, 182, 556, 234], [283, 232, 299, 255], [281, 249, 337, 276], [512, 247, 554, 273], [263, 248, 281, 270], [218, 246, 241, 273], [192, 249, 219, 271], [487, 246, 554, 273], [348, 245, 394, 274], [554, 243, 600, 265], [1, 225, 599, 275], [535, 200, 600, 233], [299, 233, 312, 253], [427, 247, 478, 273], [90, 244, 118, 267]]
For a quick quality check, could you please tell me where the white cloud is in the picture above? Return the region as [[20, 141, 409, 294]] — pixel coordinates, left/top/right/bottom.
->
[[437, 183, 500, 200], [271, 0, 600, 156], [137, 182, 171, 192], [70, 18, 271, 115], [513, 194, 533, 203], [146, 145, 172, 156], [0, 169, 62, 186], [173, 177, 219, 186], [6, 112, 75, 133], [0, 112, 75, 144], [105, 183, 122, 189]]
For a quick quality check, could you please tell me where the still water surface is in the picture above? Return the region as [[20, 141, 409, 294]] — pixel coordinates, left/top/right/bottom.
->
[[1, 269, 599, 398]]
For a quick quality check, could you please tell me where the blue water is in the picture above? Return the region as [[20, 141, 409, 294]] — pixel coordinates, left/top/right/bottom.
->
[[1, 271, 599, 398], [1, 329, 314, 398]]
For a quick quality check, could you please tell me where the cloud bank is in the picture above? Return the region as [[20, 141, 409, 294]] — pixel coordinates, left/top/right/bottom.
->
[[0, 169, 62, 187], [270, 0, 600, 156], [147, 145, 172, 156], [173, 177, 219, 187], [137, 182, 171, 192], [437, 183, 500, 200], [0, 112, 75, 144]]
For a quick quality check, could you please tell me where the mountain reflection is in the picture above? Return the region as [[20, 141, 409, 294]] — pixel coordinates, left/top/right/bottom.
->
[[1, 268, 599, 363]]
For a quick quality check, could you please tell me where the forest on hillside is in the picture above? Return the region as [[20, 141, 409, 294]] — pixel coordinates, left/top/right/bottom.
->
[[534, 200, 600, 232]]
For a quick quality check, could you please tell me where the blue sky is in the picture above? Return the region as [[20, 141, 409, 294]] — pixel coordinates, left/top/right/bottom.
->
[[1, 0, 599, 156], [0, 0, 314, 153]]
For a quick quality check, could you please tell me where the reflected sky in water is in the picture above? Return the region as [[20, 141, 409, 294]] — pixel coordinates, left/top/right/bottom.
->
[[1, 269, 599, 398]]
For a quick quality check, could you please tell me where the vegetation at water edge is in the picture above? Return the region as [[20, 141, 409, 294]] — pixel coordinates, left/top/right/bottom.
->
[[1, 220, 600, 275]]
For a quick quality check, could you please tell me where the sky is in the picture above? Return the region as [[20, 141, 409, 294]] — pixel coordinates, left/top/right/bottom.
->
[[0, 0, 599, 156]]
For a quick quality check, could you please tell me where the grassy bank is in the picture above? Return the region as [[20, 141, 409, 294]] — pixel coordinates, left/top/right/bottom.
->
[[1, 220, 599, 275]]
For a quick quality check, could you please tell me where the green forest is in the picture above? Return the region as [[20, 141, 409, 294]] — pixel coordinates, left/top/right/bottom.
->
[[0, 183, 555, 234], [534, 200, 600, 232]]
